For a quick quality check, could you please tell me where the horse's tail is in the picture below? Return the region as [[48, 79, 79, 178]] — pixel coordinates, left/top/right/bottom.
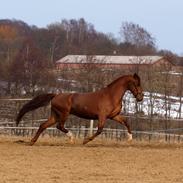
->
[[16, 93, 56, 126]]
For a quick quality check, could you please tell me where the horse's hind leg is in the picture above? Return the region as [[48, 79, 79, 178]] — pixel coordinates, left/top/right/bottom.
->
[[56, 112, 75, 144], [112, 115, 132, 141], [30, 115, 56, 145], [83, 116, 106, 145]]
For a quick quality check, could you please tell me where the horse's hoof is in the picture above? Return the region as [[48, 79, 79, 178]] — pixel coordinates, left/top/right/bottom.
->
[[29, 141, 35, 146], [70, 138, 75, 145], [127, 139, 133, 143], [83, 138, 91, 145], [127, 133, 132, 141]]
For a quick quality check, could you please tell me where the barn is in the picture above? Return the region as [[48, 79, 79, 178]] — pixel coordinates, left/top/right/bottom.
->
[[56, 55, 173, 71]]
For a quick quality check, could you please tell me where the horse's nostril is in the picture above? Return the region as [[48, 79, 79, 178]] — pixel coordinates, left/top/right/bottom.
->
[[137, 94, 143, 102]]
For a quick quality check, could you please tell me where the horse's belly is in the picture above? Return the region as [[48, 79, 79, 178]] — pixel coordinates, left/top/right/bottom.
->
[[71, 111, 98, 120], [70, 108, 98, 120]]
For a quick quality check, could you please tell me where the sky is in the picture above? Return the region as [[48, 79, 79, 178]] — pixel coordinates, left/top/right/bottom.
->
[[0, 0, 183, 55]]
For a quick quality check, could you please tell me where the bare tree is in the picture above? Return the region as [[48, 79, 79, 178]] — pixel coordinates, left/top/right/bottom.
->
[[120, 22, 156, 55], [10, 38, 49, 96], [177, 69, 183, 119]]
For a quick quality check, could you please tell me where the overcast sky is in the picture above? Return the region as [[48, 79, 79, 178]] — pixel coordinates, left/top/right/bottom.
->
[[0, 0, 183, 55]]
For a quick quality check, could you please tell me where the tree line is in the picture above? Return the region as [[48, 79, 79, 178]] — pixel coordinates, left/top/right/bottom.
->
[[0, 18, 181, 97]]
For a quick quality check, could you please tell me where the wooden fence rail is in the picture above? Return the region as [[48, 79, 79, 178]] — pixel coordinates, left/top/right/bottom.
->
[[0, 126, 182, 143]]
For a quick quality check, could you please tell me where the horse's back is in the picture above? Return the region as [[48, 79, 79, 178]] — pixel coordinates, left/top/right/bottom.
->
[[51, 93, 73, 111]]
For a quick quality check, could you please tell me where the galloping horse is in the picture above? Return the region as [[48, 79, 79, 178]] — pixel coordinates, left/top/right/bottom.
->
[[16, 73, 143, 145]]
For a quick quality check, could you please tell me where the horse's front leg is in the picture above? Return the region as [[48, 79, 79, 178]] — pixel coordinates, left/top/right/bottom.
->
[[83, 116, 106, 145], [112, 115, 132, 141]]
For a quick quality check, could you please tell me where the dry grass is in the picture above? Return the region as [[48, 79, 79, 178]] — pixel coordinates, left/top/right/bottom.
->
[[0, 135, 183, 183]]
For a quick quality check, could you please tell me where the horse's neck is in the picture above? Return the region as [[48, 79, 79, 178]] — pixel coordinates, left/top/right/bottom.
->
[[107, 76, 129, 100]]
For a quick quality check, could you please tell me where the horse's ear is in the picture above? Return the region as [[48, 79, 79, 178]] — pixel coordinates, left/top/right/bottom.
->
[[133, 73, 140, 82]]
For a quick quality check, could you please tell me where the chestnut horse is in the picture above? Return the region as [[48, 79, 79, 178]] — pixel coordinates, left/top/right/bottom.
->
[[16, 73, 143, 145]]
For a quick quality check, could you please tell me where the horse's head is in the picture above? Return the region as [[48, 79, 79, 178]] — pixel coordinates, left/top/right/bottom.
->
[[128, 73, 144, 102]]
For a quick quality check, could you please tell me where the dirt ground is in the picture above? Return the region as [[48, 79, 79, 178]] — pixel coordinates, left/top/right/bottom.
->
[[0, 136, 182, 183]]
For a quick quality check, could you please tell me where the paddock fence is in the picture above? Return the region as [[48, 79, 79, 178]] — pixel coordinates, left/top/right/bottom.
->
[[0, 98, 183, 143], [0, 123, 183, 143]]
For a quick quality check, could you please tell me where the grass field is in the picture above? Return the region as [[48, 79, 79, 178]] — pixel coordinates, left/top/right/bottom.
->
[[0, 135, 183, 183]]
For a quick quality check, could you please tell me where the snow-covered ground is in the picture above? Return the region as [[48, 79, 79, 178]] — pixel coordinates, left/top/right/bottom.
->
[[123, 91, 183, 119]]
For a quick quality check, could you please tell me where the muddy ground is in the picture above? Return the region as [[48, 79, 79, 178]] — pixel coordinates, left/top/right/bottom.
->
[[0, 136, 182, 183]]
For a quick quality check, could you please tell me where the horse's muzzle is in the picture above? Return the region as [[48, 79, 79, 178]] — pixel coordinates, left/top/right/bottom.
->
[[136, 93, 144, 102]]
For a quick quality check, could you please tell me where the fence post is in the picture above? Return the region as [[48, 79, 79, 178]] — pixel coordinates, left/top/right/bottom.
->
[[89, 87, 95, 136], [89, 119, 94, 136]]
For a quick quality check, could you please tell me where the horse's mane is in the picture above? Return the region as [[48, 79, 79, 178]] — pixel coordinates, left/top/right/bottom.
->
[[107, 76, 125, 88], [107, 74, 140, 88]]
